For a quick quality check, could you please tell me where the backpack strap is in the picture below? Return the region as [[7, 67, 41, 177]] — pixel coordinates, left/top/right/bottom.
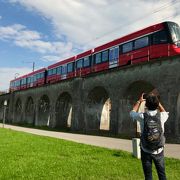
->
[[143, 112, 149, 129]]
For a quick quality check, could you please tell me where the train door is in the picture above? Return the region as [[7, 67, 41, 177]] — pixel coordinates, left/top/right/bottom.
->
[[30, 76, 34, 87], [61, 64, 67, 79], [109, 46, 119, 68]]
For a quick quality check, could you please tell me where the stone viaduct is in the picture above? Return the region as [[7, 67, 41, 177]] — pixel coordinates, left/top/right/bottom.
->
[[0, 56, 180, 142]]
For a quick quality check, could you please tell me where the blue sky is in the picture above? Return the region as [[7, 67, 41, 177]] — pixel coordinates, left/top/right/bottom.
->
[[0, 1, 49, 67], [0, 0, 180, 91]]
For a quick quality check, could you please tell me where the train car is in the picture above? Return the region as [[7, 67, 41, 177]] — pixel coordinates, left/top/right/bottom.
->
[[9, 74, 27, 92], [90, 21, 180, 72], [9, 77, 21, 92], [118, 21, 180, 65], [9, 68, 46, 92], [47, 56, 75, 84], [75, 50, 93, 77]]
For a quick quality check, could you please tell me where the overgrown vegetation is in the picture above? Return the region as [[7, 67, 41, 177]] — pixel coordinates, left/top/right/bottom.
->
[[0, 128, 179, 180]]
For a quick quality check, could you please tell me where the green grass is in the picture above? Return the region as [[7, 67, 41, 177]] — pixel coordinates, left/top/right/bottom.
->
[[0, 129, 179, 180]]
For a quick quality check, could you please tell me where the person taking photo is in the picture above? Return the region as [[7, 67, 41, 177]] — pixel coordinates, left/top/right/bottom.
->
[[130, 93, 168, 180]]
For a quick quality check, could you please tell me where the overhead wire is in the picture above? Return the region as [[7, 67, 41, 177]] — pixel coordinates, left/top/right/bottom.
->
[[85, 0, 180, 46]]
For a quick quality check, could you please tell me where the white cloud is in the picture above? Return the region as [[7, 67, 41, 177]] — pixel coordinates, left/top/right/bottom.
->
[[0, 67, 32, 91], [8, 0, 180, 48], [0, 24, 75, 58], [0, 16, 2, 20], [41, 55, 60, 62]]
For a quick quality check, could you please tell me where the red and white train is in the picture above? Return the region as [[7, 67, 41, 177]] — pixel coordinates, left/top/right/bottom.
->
[[10, 21, 180, 92]]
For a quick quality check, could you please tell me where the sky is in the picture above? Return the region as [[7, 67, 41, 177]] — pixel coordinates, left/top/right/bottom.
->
[[0, 0, 180, 91]]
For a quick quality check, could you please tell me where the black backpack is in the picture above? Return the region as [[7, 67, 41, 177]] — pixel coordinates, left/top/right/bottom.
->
[[141, 112, 165, 151]]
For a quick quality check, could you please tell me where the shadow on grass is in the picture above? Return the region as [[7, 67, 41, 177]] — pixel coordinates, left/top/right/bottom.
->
[[0, 120, 133, 140], [2, 120, 179, 144]]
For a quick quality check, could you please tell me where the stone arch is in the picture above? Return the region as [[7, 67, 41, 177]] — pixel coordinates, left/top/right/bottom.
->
[[14, 98, 23, 123], [125, 80, 158, 102], [85, 86, 111, 131], [25, 96, 35, 125], [38, 95, 50, 126], [177, 93, 180, 135], [118, 80, 158, 137], [55, 92, 72, 128]]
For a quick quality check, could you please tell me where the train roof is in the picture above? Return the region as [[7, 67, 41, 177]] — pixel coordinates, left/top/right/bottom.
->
[[11, 67, 46, 82], [94, 21, 166, 53], [48, 56, 75, 69], [76, 49, 93, 60], [26, 67, 46, 76]]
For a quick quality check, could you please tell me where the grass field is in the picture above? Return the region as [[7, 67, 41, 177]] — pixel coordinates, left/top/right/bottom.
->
[[0, 128, 179, 180]]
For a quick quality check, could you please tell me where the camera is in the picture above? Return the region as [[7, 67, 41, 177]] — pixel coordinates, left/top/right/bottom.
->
[[143, 93, 147, 99]]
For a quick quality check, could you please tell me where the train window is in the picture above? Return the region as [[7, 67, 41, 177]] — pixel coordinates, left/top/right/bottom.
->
[[102, 50, 109, 62], [95, 53, 101, 64], [168, 22, 180, 43], [28, 77, 30, 83], [27, 77, 30, 84], [31, 76, 34, 83], [152, 31, 168, 45], [40, 72, 44, 78], [21, 78, 26, 85], [15, 80, 19, 86], [67, 62, 74, 73], [33, 75, 37, 81], [37, 74, 40, 79], [122, 42, 133, 53], [134, 36, 149, 49], [76, 59, 83, 69], [61, 65, 67, 75], [57, 66, 61, 74], [84, 57, 90, 67], [48, 69, 53, 76], [52, 68, 57, 75]]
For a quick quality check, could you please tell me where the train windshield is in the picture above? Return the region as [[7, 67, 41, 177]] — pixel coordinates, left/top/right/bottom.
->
[[168, 22, 180, 45]]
